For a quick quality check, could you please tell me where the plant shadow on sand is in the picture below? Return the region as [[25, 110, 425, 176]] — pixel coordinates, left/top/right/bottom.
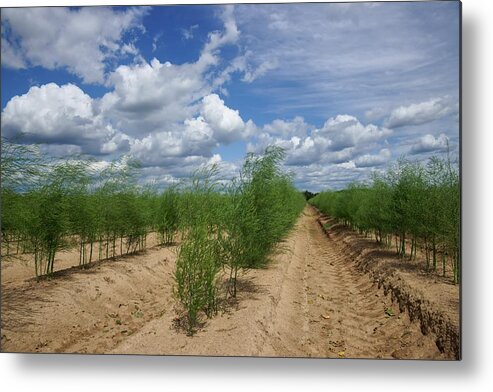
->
[[171, 274, 268, 337], [1, 283, 55, 331]]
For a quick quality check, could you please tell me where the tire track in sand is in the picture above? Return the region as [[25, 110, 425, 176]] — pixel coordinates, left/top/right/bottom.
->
[[259, 206, 444, 359]]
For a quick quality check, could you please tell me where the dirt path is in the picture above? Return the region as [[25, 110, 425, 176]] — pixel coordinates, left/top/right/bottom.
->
[[258, 207, 444, 359], [1, 206, 449, 358]]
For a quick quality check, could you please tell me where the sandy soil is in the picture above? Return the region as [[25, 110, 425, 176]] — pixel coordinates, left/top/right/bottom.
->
[[1, 206, 457, 359], [1, 233, 160, 285], [318, 215, 460, 358]]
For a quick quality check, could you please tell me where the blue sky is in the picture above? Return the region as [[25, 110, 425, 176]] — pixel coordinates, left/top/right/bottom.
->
[[1, 2, 460, 191]]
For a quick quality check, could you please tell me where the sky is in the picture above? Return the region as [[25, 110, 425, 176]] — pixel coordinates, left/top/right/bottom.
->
[[0, 1, 460, 191]]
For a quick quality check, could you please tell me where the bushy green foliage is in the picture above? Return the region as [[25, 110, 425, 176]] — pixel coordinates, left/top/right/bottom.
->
[[155, 187, 180, 245], [220, 147, 305, 296], [2, 138, 305, 331], [1, 138, 156, 275], [174, 167, 223, 332], [174, 150, 305, 331], [309, 156, 460, 283]]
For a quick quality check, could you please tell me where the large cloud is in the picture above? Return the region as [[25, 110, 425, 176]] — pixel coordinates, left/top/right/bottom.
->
[[1, 83, 130, 155], [99, 6, 242, 139], [288, 161, 369, 191], [409, 133, 449, 155], [1, 7, 148, 84], [263, 116, 311, 138], [200, 94, 245, 143], [128, 93, 249, 168], [384, 96, 458, 128], [248, 114, 392, 169], [318, 115, 392, 150], [128, 117, 216, 166], [97, 7, 249, 167], [101, 58, 208, 137], [354, 148, 391, 168], [247, 117, 328, 166]]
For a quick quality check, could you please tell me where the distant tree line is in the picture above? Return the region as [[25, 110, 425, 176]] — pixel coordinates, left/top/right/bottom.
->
[[303, 190, 318, 200]]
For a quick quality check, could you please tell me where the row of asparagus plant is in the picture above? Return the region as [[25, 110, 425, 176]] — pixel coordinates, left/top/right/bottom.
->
[[1, 142, 163, 276], [1, 139, 306, 332], [309, 155, 460, 284], [174, 147, 306, 332]]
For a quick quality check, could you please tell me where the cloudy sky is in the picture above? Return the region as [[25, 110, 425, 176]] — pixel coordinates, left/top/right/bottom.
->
[[1, 2, 460, 191]]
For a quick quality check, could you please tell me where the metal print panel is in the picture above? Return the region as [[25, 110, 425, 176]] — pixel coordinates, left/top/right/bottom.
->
[[0, 1, 461, 359]]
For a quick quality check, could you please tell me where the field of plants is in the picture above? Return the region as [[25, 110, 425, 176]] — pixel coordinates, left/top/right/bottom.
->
[[1, 139, 305, 332], [309, 156, 460, 284], [1, 138, 459, 357]]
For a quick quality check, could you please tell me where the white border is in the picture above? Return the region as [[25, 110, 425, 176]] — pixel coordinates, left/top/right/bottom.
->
[[1, 0, 492, 391]]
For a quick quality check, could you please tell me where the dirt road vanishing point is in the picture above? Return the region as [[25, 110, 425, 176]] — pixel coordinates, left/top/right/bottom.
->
[[1, 206, 456, 359]]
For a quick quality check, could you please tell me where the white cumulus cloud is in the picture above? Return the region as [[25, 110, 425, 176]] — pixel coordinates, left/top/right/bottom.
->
[[247, 114, 392, 168], [410, 133, 449, 155], [354, 148, 391, 168], [1, 83, 130, 155], [263, 116, 311, 139], [385, 96, 458, 128], [1, 7, 148, 84], [200, 94, 245, 144], [101, 58, 207, 137], [318, 114, 392, 150]]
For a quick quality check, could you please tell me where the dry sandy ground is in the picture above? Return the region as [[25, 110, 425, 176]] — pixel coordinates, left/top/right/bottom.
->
[[1, 233, 160, 284], [1, 206, 457, 359], [319, 215, 460, 358]]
